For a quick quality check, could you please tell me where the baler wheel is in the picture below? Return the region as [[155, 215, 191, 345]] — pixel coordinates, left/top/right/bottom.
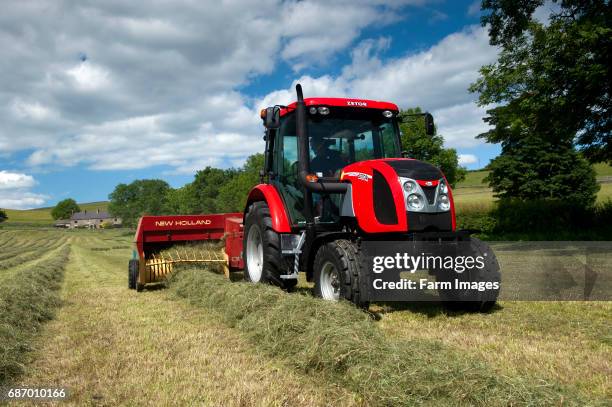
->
[[243, 201, 297, 290], [313, 239, 368, 309], [128, 259, 139, 290]]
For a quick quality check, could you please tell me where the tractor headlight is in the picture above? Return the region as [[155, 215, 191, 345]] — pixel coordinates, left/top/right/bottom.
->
[[438, 194, 450, 211], [309, 107, 317, 114], [407, 193, 425, 211], [403, 180, 417, 193], [439, 180, 448, 194], [318, 106, 330, 115]]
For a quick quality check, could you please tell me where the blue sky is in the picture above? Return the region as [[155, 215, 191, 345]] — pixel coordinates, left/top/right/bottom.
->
[[0, 0, 502, 209]]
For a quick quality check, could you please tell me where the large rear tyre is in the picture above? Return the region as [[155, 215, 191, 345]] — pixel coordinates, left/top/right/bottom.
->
[[243, 201, 297, 290], [438, 238, 500, 312], [128, 259, 139, 290], [313, 239, 368, 309]]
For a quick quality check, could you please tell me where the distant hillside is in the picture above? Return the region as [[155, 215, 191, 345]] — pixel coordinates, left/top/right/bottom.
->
[[456, 163, 612, 188], [1, 201, 109, 225]]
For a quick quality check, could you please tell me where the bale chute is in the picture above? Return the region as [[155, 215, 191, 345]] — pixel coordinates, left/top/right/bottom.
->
[[132, 213, 244, 290]]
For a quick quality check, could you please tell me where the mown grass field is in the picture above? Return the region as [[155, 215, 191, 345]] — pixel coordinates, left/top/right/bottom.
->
[[0, 229, 610, 405]]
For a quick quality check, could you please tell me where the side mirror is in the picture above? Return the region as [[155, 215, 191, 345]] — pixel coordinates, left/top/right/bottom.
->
[[424, 112, 435, 136], [263, 106, 280, 129]]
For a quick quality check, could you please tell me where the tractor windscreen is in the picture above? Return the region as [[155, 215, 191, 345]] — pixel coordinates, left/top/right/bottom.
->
[[308, 107, 400, 177]]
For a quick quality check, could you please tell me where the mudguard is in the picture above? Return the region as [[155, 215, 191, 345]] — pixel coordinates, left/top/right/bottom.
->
[[341, 160, 407, 233], [245, 184, 292, 233]]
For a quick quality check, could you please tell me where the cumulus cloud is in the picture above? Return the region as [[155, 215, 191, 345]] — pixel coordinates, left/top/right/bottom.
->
[[458, 154, 478, 166], [1, 1, 496, 175], [0, 171, 47, 209], [0, 192, 48, 210], [1, 0, 436, 173], [261, 26, 498, 149], [0, 171, 36, 190]]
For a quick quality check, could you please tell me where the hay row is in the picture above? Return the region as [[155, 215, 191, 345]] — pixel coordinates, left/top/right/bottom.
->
[[0, 245, 71, 385], [167, 268, 585, 406]]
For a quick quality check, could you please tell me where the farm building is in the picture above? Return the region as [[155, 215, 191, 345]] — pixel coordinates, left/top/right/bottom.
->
[[55, 209, 122, 229]]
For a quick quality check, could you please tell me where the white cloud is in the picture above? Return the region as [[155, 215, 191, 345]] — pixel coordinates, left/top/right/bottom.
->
[[11, 99, 57, 121], [458, 153, 478, 166], [0, 170, 36, 190], [66, 62, 112, 91], [0, 191, 48, 210], [260, 26, 497, 149], [0, 170, 47, 209], [1, 2, 495, 176]]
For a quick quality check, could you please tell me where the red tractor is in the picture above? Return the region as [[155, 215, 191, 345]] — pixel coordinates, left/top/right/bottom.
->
[[131, 85, 500, 311]]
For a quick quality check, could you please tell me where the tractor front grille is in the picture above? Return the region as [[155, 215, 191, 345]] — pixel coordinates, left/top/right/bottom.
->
[[421, 185, 437, 204]]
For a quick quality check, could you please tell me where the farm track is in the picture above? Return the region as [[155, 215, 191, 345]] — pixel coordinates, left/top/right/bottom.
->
[[12, 233, 358, 406]]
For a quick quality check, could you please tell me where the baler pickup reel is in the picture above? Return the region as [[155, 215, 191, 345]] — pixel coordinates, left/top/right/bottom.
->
[[129, 213, 244, 291], [146, 242, 227, 278]]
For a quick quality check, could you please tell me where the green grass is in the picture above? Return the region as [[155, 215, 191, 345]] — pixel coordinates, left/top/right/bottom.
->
[[1, 202, 108, 225], [457, 163, 612, 188], [1, 229, 610, 404], [593, 163, 612, 177], [0, 240, 70, 384], [453, 164, 612, 212], [12, 230, 359, 406], [167, 267, 604, 406], [457, 170, 489, 187]]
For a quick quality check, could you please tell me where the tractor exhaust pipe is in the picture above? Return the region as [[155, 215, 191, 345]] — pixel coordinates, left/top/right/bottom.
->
[[295, 84, 347, 194]]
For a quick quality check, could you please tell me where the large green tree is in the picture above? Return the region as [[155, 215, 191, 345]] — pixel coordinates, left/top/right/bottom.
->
[[188, 167, 237, 214], [398, 108, 466, 186], [51, 198, 80, 220], [479, 1, 610, 163], [470, 0, 607, 205], [108, 179, 171, 226], [217, 154, 264, 212]]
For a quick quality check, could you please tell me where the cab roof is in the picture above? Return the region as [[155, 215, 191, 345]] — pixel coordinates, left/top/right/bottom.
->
[[279, 97, 399, 117]]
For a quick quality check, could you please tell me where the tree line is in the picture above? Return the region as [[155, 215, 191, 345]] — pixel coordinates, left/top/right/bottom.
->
[[107, 108, 465, 226]]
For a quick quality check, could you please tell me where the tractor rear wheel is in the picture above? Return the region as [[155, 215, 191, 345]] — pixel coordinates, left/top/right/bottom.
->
[[128, 259, 139, 290], [313, 239, 368, 309], [438, 237, 500, 312], [243, 201, 297, 290]]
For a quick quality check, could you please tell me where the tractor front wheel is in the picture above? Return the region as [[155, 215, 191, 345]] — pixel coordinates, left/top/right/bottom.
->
[[438, 237, 500, 312], [313, 239, 368, 309], [243, 201, 297, 290]]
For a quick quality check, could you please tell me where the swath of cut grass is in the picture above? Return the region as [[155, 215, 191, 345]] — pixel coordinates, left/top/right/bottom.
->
[[167, 268, 587, 406], [0, 245, 70, 385]]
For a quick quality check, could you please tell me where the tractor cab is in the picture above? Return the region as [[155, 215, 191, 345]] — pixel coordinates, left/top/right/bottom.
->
[[263, 99, 404, 226], [260, 86, 448, 234]]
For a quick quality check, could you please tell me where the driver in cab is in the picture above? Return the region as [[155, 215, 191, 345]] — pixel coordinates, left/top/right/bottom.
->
[[310, 131, 350, 177]]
